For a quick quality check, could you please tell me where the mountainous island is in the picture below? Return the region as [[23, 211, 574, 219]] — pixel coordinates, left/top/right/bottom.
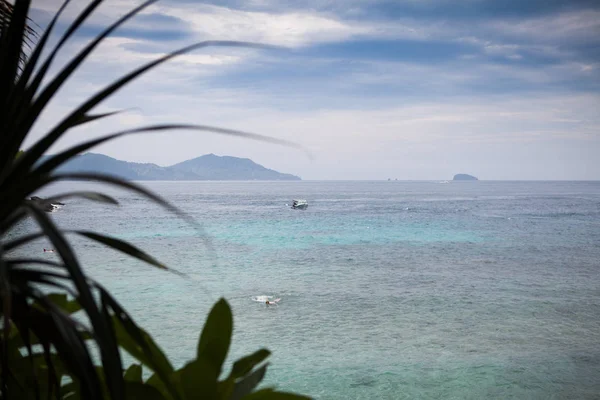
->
[[453, 173, 478, 181], [48, 153, 301, 181]]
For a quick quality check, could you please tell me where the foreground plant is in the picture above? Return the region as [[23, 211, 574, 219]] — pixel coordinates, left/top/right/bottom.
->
[[0, 0, 307, 399], [6, 294, 298, 399]]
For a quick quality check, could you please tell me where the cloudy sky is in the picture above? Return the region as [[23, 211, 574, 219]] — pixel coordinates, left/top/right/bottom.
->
[[28, 0, 599, 180]]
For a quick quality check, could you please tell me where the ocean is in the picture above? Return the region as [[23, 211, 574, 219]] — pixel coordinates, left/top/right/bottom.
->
[[15, 180, 600, 399]]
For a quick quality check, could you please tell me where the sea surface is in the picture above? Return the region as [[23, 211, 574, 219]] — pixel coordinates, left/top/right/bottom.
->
[[13, 181, 600, 399]]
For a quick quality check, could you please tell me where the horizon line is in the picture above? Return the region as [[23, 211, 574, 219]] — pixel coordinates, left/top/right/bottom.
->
[[47, 152, 599, 182]]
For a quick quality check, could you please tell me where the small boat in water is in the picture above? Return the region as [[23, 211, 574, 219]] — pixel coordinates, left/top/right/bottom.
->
[[291, 199, 308, 210], [30, 196, 64, 212]]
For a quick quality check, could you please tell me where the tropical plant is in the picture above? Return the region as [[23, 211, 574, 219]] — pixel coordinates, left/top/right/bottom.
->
[[0, 0, 38, 69], [0, 1, 308, 399]]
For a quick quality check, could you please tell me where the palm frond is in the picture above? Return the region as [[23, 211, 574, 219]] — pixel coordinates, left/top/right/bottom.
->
[[0, 0, 38, 73]]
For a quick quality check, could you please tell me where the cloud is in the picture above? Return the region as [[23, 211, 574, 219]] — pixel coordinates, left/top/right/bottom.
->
[[26, 0, 600, 180], [487, 9, 600, 44], [157, 4, 372, 47], [90, 37, 243, 66], [30, 62, 600, 180], [31, 1, 599, 71], [33, 0, 374, 47]]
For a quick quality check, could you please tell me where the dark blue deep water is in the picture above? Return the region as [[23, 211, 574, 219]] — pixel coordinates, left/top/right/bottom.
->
[[14, 181, 600, 399]]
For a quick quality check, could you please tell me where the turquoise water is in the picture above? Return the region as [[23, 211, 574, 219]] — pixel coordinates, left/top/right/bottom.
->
[[15, 181, 600, 398]]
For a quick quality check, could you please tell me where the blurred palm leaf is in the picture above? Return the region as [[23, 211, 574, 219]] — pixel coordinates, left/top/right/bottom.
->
[[0, 0, 38, 71], [1, 0, 309, 399]]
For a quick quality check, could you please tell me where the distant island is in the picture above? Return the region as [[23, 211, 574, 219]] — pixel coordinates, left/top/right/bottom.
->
[[47, 153, 301, 181], [453, 174, 478, 181]]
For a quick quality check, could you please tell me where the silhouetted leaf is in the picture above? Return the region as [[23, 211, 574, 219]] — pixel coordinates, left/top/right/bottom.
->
[[72, 110, 124, 127], [11, 22, 278, 184], [24, 203, 119, 400], [197, 298, 233, 377], [0, 251, 12, 394], [0, 207, 27, 235], [0, 0, 70, 168], [8, 1, 158, 180], [146, 373, 172, 400], [44, 191, 119, 206], [5, 257, 63, 268], [110, 313, 166, 369], [46, 293, 81, 315], [33, 123, 302, 181], [60, 381, 80, 400], [102, 289, 180, 400], [125, 381, 166, 400], [11, 268, 79, 298], [0, 0, 29, 104], [2, 232, 44, 251], [48, 172, 185, 218], [11, 0, 91, 109], [124, 364, 142, 383], [241, 390, 312, 400], [176, 358, 218, 399], [8, 290, 101, 400], [10, 0, 68, 89], [229, 349, 271, 380], [74, 231, 166, 270], [230, 364, 268, 400]]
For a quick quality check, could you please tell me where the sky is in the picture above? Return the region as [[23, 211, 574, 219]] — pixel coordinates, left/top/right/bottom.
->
[[27, 0, 600, 180]]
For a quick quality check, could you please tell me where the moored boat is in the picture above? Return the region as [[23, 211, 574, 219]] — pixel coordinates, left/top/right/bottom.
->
[[291, 199, 308, 210]]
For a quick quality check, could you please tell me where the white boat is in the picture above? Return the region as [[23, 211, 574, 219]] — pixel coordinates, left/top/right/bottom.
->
[[291, 199, 308, 210], [30, 196, 64, 212]]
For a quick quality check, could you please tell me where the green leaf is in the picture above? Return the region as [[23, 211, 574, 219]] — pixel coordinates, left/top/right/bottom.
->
[[229, 349, 271, 380], [11, 268, 80, 301], [103, 289, 180, 400], [241, 389, 312, 400], [111, 314, 173, 374], [175, 358, 218, 399], [45, 293, 81, 314], [147, 373, 173, 400], [7, 291, 101, 400], [218, 350, 271, 400], [4, 328, 25, 362], [23, 203, 119, 400], [125, 382, 167, 400], [3, 350, 65, 399], [124, 364, 142, 383], [60, 381, 80, 400], [230, 364, 268, 400], [197, 298, 233, 377]]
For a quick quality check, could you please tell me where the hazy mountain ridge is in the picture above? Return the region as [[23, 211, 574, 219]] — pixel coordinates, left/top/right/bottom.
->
[[48, 153, 301, 180]]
